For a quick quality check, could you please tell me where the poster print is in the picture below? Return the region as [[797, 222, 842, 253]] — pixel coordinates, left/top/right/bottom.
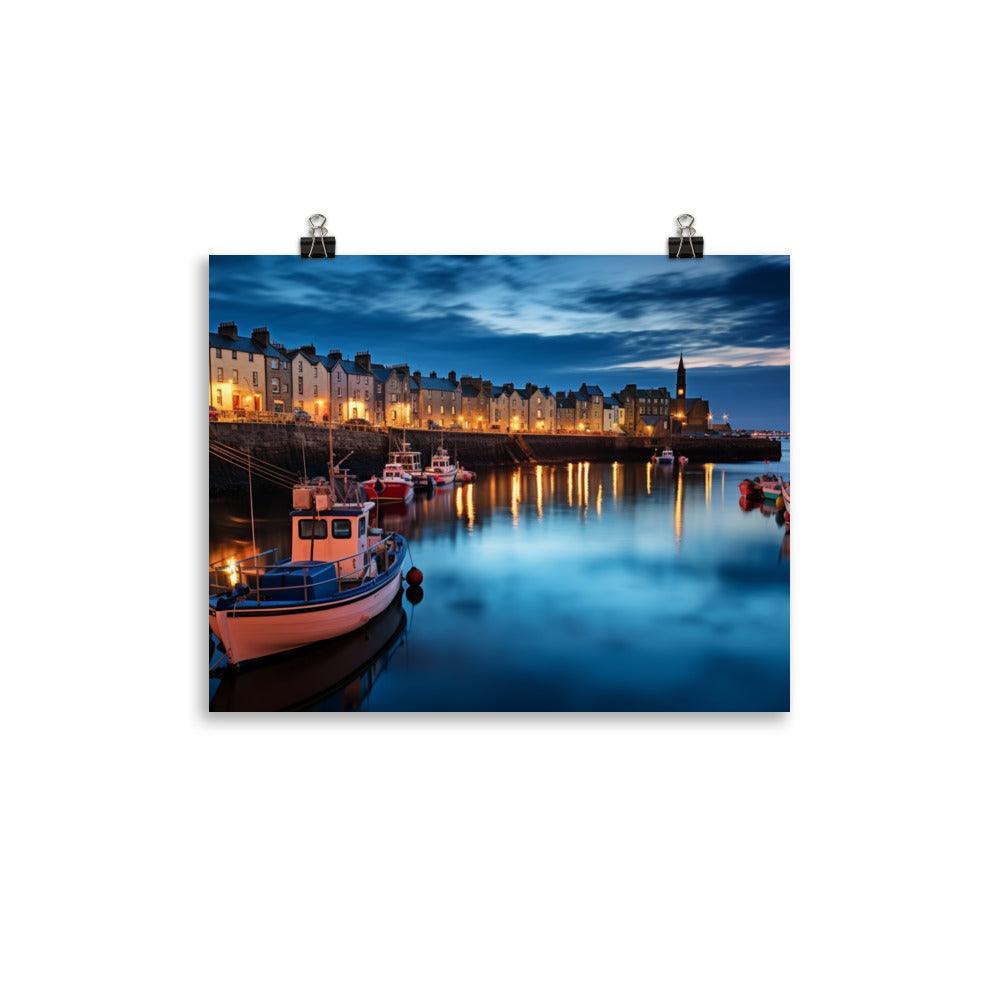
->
[[209, 255, 790, 711]]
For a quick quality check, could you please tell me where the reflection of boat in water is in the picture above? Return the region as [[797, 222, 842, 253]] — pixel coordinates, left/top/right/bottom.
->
[[210, 593, 408, 711], [209, 471, 408, 665]]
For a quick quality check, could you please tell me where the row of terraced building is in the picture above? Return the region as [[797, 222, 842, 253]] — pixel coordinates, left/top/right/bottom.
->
[[208, 322, 713, 434]]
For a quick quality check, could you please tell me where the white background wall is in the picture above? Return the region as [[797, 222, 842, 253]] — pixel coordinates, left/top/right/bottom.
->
[[3, 3, 997, 999]]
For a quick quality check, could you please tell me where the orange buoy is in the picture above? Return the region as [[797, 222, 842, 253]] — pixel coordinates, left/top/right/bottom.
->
[[406, 567, 424, 586]]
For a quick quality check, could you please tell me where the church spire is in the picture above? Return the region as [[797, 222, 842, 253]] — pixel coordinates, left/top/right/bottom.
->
[[676, 353, 687, 397]]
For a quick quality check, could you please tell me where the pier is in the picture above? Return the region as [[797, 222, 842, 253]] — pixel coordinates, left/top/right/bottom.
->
[[209, 422, 781, 495]]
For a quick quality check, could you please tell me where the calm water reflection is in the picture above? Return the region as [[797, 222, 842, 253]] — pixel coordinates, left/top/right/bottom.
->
[[210, 452, 790, 711]]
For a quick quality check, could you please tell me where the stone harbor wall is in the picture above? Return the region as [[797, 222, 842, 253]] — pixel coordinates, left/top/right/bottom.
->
[[209, 422, 781, 496]]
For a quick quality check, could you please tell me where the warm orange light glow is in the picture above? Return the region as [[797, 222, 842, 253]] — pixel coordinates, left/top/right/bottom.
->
[[226, 557, 239, 588], [704, 463, 714, 507], [455, 485, 464, 518], [535, 464, 543, 519], [567, 462, 574, 507], [465, 483, 475, 530], [674, 469, 684, 544]]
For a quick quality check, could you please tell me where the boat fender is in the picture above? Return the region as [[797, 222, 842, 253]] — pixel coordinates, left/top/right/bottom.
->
[[406, 567, 424, 586], [405, 584, 424, 606]]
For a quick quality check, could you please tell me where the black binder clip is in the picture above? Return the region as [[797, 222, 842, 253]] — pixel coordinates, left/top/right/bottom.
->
[[300, 214, 336, 258], [667, 214, 703, 258]]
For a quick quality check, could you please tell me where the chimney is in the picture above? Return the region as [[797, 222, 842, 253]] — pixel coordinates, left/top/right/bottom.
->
[[429, 370, 438, 379], [447, 370, 456, 383], [296, 344, 316, 357], [355, 351, 371, 372], [556, 391, 566, 399], [483, 380, 492, 396], [412, 371, 422, 386], [503, 383, 514, 393], [393, 364, 410, 377], [328, 349, 343, 363], [251, 326, 269, 348], [217, 321, 238, 339], [526, 382, 537, 394]]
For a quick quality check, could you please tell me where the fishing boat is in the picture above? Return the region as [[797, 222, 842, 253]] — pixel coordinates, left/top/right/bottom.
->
[[677, 455, 689, 466], [362, 461, 415, 504], [455, 465, 476, 483], [653, 447, 674, 464], [425, 444, 457, 485], [209, 470, 409, 666], [758, 473, 782, 502], [780, 479, 790, 527], [389, 432, 435, 493]]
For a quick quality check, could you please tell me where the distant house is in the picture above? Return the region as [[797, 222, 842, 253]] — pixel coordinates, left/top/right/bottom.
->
[[603, 393, 623, 433], [508, 386, 530, 431], [618, 384, 671, 435], [575, 384, 604, 431], [533, 386, 556, 431], [208, 322, 269, 413], [286, 344, 330, 419], [382, 365, 415, 427], [415, 370, 460, 427], [459, 376, 493, 430], [491, 384, 511, 429], [555, 391, 577, 431]]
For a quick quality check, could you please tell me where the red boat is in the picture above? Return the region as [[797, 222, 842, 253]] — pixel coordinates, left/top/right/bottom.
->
[[362, 462, 415, 504]]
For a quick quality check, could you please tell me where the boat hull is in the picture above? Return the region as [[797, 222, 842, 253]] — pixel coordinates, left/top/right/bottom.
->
[[429, 468, 456, 485], [363, 479, 414, 504], [210, 547, 406, 665]]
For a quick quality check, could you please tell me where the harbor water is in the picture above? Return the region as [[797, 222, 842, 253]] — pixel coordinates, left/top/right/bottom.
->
[[210, 450, 790, 711]]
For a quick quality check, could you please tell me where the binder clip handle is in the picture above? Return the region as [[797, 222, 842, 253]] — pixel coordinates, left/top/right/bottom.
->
[[667, 213, 704, 259], [300, 213, 336, 259]]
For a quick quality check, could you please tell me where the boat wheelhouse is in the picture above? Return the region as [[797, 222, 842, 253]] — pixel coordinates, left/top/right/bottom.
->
[[425, 445, 456, 485], [209, 475, 408, 665], [653, 447, 674, 464]]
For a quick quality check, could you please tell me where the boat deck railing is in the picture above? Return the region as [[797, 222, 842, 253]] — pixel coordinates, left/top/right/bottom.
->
[[209, 536, 402, 602]]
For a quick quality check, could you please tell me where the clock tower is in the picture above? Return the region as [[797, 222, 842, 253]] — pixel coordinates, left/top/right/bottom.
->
[[676, 353, 686, 399]]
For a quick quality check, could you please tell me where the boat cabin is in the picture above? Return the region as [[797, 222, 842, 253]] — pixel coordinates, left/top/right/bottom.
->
[[388, 449, 422, 475], [290, 483, 376, 577]]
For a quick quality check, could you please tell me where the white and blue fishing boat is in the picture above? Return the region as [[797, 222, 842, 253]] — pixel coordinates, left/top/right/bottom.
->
[[209, 471, 409, 666], [653, 446, 675, 464]]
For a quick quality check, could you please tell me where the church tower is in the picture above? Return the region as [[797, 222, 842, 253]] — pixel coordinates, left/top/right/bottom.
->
[[676, 353, 686, 399]]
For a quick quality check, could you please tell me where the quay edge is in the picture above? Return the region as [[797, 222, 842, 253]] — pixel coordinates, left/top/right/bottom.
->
[[209, 423, 781, 496]]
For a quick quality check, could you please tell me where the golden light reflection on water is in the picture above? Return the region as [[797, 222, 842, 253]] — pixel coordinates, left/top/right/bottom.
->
[[511, 468, 521, 526], [535, 464, 543, 520], [646, 462, 652, 495], [582, 461, 590, 509], [567, 462, 574, 507], [612, 461, 620, 499], [596, 482, 603, 516], [465, 483, 475, 530], [704, 463, 714, 508], [455, 484, 464, 518], [674, 467, 684, 544]]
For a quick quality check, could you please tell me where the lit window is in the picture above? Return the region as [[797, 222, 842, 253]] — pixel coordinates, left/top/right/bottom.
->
[[216, 367, 223, 381], [252, 372, 258, 386], [232, 369, 238, 381]]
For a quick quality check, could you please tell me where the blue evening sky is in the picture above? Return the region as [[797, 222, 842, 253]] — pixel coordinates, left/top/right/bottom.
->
[[209, 255, 789, 429]]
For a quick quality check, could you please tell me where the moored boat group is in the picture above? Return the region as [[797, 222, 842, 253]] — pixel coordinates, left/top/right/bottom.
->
[[738, 473, 791, 529]]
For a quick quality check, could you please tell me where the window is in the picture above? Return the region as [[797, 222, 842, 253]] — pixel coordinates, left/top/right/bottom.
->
[[215, 348, 222, 358], [232, 369, 238, 381], [337, 387, 342, 398], [298, 518, 328, 539], [282, 383, 288, 393], [270, 359, 278, 369], [332, 519, 352, 539], [427, 404, 431, 414], [232, 350, 238, 360], [298, 360, 303, 372], [313, 385, 318, 397], [364, 390, 369, 400], [297, 376, 304, 394], [390, 393, 398, 403], [248, 352, 254, 362], [271, 378, 279, 392], [358, 517, 367, 537], [215, 389, 222, 405], [337, 372, 342, 382], [440, 405, 444, 414], [252, 372, 258, 386], [216, 367, 223, 381]]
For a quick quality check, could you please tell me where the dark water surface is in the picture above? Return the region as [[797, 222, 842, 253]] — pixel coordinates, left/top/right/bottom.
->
[[210, 451, 790, 711]]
